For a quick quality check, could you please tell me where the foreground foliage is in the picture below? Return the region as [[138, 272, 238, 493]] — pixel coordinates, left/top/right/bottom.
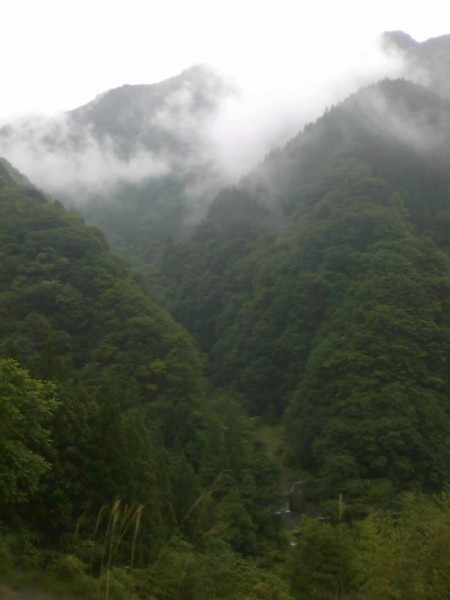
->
[[0, 160, 284, 597]]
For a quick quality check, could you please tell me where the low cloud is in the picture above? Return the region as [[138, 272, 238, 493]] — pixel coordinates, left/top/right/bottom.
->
[[0, 114, 171, 200], [0, 32, 409, 214], [358, 82, 450, 157], [206, 31, 405, 179]]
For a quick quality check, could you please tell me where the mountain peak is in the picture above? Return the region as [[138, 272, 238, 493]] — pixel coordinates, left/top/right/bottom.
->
[[382, 30, 450, 99], [72, 64, 224, 115], [383, 30, 417, 53], [383, 30, 450, 53], [61, 64, 230, 161]]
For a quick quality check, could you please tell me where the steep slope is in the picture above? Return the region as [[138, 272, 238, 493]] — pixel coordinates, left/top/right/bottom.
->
[[3, 31, 447, 269], [384, 31, 450, 99], [69, 65, 225, 157], [0, 158, 280, 578], [154, 79, 450, 505], [0, 66, 229, 263]]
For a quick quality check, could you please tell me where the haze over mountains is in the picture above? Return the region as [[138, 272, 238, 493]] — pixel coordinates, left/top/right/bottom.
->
[[0, 31, 446, 261], [384, 30, 450, 97], [0, 64, 228, 197], [1, 28, 450, 600], [0, 64, 235, 259]]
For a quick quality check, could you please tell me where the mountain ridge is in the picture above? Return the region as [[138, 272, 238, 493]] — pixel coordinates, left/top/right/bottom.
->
[[1, 29, 450, 600], [383, 30, 450, 98], [0, 30, 449, 264]]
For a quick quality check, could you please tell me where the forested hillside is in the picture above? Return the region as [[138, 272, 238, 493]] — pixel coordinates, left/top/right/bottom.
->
[[154, 79, 450, 509], [1, 32, 450, 600], [0, 66, 228, 264], [0, 159, 288, 599]]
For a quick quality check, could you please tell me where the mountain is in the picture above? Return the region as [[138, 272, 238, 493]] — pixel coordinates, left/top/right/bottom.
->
[[68, 64, 226, 157], [1, 64, 226, 161], [0, 157, 285, 597], [0, 65, 230, 263], [153, 77, 450, 507], [3, 30, 448, 269], [2, 31, 449, 509], [2, 30, 450, 598], [383, 31, 450, 99]]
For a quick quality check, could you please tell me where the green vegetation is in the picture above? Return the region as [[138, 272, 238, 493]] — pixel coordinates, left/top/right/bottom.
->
[[0, 160, 285, 598], [154, 80, 450, 506], [285, 492, 450, 600], [2, 78, 450, 598]]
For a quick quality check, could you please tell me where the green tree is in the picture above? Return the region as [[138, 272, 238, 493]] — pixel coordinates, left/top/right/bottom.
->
[[0, 358, 58, 512], [288, 515, 354, 600], [356, 493, 450, 600]]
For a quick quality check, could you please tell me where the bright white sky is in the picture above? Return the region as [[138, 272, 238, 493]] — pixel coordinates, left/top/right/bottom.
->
[[1, 0, 447, 121]]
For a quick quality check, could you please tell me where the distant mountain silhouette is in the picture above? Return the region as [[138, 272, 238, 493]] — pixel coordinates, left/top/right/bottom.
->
[[383, 31, 450, 98]]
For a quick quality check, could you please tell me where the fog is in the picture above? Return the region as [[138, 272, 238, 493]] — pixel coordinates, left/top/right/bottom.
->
[[207, 33, 405, 178], [0, 29, 410, 209], [0, 115, 172, 198], [1, 0, 448, 207]]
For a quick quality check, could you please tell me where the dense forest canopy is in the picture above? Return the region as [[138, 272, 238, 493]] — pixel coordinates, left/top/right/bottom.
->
[[0, 159, 286, 598], [0, 32, 450, 600]]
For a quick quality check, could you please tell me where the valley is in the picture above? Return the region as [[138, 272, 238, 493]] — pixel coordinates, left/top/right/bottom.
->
[[0, 30, 449, 600]]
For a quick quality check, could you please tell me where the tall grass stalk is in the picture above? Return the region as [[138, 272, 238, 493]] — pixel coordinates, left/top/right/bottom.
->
[[83, 499, 144, 600]]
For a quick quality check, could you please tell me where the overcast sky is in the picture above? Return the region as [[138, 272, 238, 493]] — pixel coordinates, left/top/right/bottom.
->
[[1, 0, 448, 121]]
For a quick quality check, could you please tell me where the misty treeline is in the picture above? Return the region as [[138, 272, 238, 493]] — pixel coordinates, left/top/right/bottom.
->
[[156, 80, 450, 499], [1, 41, 450, 600]]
